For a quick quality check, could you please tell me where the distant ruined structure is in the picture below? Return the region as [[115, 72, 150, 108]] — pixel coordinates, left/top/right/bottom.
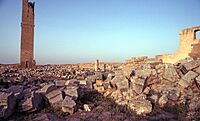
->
[[157, 26, 200, 63], [20, 0, 35, 68], [94, 60, 100, 71]]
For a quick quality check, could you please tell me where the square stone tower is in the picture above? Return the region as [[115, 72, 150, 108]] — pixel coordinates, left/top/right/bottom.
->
[[20, 0, 35, 68]]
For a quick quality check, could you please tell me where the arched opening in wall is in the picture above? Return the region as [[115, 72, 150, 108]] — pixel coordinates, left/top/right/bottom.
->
[[195, 30, 200, 39]]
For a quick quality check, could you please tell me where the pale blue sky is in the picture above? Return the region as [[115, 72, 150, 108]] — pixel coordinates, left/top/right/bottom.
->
[[0, 0, 200, 64]]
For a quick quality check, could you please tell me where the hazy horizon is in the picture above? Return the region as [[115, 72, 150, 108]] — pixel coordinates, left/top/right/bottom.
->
[[0, 0, 200, 64]]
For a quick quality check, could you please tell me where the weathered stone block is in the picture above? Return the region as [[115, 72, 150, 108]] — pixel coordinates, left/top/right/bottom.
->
[[131, 84, 144, 94], [163, 66, 179, 82], [115, 78, 129, 90], [62, 96, 76, 115], [146, 76, 160, 85], [193, 66, 200, 74], [19, 92, 44, 112], [0, 92, 16, 119], [55, 80, 66, 87], [110, 75, 126, 88], [64, 86, 78, 100], [182, 60, 200, 71], [46, 90, 63, 107], [130, 77, 145, 86], [182, 71, 198, 82], [128, 99, 152, 115], [135, 69, 154, 79], [79, 80, 87, 86], [40, 84, 57, 94]]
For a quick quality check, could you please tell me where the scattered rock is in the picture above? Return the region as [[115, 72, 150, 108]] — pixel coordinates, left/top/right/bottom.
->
[[163, 66, 179, 82], [46, 90, 64, 108], [123, 67, 135, 78], [95, 72, 104, 80], [179, 71, 198, 88], [19, 91, 44, 112], [115, 78, 129, 90], [0, 92, 16, 119], [79, 80, 87, 86], [55, 80, 66, 87], [110, 75, 126, 89], [83, 104, 94, 112], [128, 99, 152, 115], [182, 60, 200, 71], [158, 94, 168, 107], [64, 86, 78, 100], [93, 84, 105, 93], [7, 85, 23, 99], [40, 84, 57, 94], [62, 96, 76, 115], [135, 69, 154, 79], [150, 94, 158, 103]]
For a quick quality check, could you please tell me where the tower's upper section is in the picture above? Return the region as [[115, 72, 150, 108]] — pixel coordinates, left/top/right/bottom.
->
[[22, 0, 35, 26]]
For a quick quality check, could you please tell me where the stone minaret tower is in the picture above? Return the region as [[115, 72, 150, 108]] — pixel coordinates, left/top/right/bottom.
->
[[20, 0, 35, 68]]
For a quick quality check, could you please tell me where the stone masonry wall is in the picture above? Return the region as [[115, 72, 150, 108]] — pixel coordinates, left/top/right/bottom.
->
[[157, 26, 200, 63]]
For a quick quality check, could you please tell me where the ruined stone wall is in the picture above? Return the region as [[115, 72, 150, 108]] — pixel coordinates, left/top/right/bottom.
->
[[20, 0, 35, 68], [189, 43, 200, 59], [157, 26, 200, 63]]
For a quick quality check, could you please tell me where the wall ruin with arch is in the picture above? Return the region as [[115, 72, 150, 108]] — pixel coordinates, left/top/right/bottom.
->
[[156, 26, 200, 63]]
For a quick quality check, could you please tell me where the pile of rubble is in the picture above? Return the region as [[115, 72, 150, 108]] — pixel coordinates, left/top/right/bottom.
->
[[0, 58, 200, 120]]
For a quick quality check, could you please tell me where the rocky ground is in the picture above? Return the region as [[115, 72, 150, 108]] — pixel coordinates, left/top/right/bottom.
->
[[1, 58, 200, 121]]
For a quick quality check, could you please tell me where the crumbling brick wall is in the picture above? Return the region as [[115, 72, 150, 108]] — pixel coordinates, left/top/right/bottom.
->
[[157, 26, 200, 63]]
